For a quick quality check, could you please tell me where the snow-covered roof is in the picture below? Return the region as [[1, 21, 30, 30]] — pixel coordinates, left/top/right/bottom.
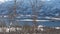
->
[[38, 25, 44, 27], [55, 27, 60, 29]]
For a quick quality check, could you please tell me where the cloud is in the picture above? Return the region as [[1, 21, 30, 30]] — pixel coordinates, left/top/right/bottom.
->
[[0, 0, 5, 2], [41, 0, 51, 1]]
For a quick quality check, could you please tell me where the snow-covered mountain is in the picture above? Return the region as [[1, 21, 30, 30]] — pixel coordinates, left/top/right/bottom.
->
[[0, 0, 60, 27], [0, 0, 60, 17]]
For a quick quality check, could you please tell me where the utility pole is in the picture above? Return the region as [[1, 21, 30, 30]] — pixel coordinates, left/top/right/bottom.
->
[[32, 0, 38, 34], [14, 0, 17, 17], [9, 0, 17, 26]]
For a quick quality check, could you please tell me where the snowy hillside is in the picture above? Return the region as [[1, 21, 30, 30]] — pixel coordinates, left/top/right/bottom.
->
[[0, 0, 60, 27]]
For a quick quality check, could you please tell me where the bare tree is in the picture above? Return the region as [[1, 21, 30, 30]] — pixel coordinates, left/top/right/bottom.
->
[[7, 0, 24, 34], [29, 0, 45, 34]]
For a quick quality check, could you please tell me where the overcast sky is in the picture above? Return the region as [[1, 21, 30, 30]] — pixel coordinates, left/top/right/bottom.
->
[[0, 0, 51, 3], [0, 0, 12, 3]]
